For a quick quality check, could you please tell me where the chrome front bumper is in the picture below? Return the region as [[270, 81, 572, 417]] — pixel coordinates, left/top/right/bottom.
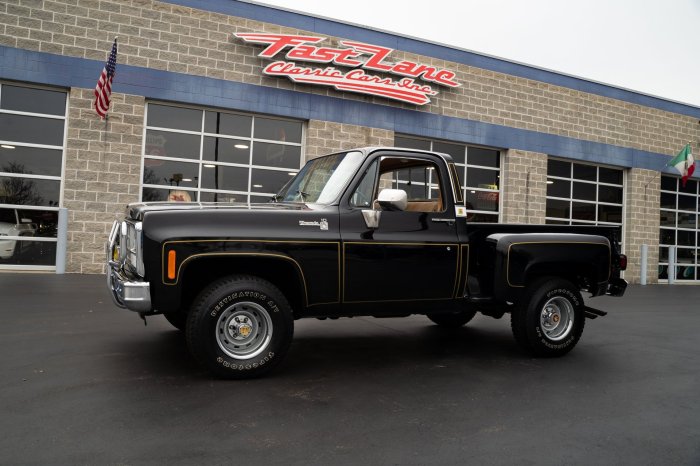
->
[[107, 220, 152, 313]]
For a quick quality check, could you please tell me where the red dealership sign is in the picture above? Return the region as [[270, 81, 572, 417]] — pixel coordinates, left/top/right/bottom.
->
[[235, 33, 460, 105]]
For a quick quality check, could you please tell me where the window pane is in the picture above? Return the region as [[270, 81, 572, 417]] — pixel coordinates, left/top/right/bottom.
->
[[660, 210, 676, 227], [142, 160, 199, 188], [598, 204, 622, 223], [573, 163, 596, 181], [678, 266, 696, 280], [572, 201, 595, 221], [679, 179, 697, 195], [546, 199, 570, 219], [677, 248, 695, 264], [547, 178, 570, 198], [548, 159, 570, 178], [0, 176, 60, 206], [660, 192, 676, 209], [545, 219, 569, 225], [250, 169, 294, 194], [1, 85, 66, 116], [678, 194, 696, 212], [395, 136, 430, 151], [598, 185, 623, 204], [202, 137, 249, 165], [147, 104, 201, 131], [254, 117, 302, 143], [199, 191, 246, 203], [470, 212, 498, 223], [201, 164, 248, 191], [659, 246, 669, 262], [678, 212, 696, 229], [599, 167, 623, 185], [0, 146, 62, 177], [465, 190, 499, 212], [0, 114, 64, 146], [0, 239, 56, 266], [466, 167, 499, 188], [145, 130, 200, 160], [677, 230, 695, 246], [204, 111, 251, 137], [252, 142, 301, 169], [433, 141, 465, 165], [659, 229, 674, 244], [141, 187, 195, 202], [572, 182, 596, 201], [467, 147, 499, 168], [14, 209, 58, 238], [660, 176, 676, 191]]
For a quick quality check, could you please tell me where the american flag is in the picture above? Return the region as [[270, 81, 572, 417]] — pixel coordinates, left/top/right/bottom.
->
[[94, 38, 118, 119]]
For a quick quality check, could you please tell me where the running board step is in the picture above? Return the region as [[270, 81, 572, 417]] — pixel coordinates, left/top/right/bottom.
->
[[584, 306, 608, 319]]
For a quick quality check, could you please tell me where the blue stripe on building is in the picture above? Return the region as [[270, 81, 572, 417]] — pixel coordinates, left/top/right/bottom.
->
[[0, 45, 692, 178]]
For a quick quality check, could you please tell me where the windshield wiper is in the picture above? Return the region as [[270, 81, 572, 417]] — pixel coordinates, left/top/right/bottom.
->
[[296, 190, 309, 202], [269, 194, 283, 202]]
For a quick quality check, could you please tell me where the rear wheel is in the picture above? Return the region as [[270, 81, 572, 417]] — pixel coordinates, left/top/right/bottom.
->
[[186, 275, 294, 379], [427, 309, 477, 328], [511, 277, 585, 357]]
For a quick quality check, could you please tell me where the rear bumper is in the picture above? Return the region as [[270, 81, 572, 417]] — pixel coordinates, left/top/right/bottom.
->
[[606, 278, 627, 297]]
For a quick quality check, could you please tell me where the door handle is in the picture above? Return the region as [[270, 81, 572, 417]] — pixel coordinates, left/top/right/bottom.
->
[[431, 218, 455, 225]]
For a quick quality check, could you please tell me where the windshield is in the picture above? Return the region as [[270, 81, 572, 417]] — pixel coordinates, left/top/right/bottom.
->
[[274, 151, 364, 204]]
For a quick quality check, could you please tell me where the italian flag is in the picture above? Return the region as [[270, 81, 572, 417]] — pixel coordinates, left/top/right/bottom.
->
[[668, 143, 695, 187]]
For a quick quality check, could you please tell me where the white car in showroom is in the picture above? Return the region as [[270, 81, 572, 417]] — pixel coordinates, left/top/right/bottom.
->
[[0, 208, 36, 260]]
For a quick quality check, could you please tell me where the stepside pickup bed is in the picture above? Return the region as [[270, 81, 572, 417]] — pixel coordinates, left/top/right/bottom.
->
[[108, 147, 627, 378]]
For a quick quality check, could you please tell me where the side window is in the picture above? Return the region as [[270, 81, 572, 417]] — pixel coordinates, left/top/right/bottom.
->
[[378, 157, 445, 213], [350, 160, 379, 208]]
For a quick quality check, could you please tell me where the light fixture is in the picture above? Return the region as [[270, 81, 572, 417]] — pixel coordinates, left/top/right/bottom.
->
[[288, 172, 296, 176], [470, 190, 476, 194], [204, 164, 216, 168], [235, 144, 249, 149], [253, 184, 263, 188], [182, 178, 192, 182], [1, 144, 15, 149], [546, 180, 554, 185]]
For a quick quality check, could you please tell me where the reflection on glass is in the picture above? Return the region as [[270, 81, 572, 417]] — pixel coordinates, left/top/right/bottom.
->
[[546, 199, 570, 219], [0, 85, 66, 116], [659, 210, 676, 227], [142, 160, 199, 188], [251, 142, 301, 169], [465, 190, 499, 212], [0, 176, 60, 206], [395, 136, 431, 151], [547, 178, 570, 198], [0, 146, 63, 177], [677, 194, 696, 212], [469, 212, 498, 223], [678, 212, 696, 229], [199, 191, 244, 203], [204, 111, 252, 137], [142, 187, 196, 202], [466, 167, 499, 188], [0, 239, 56, 265], [677, 230, 695, 246], [0, 114, 64, 146], [598, 204, 622, 223], [253, 117, 302, 143], [145, 130, 200, 159], [201, 164, 248, 191], [467, 147, 500, 168], [573, 182, 596, 201], [203, 137, 249, 165], [598, 185, 623, 204], [251, 169, 296, 194], [572, 202, 595, 221], [659, 229, 674, 244], [147, 104, 202, 131], [433, 141, 465, 165]]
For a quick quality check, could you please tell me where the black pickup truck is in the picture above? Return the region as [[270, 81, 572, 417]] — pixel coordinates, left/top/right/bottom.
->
[[108, 147, 627, 378]]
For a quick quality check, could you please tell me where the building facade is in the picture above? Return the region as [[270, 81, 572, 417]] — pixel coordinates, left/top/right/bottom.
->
[[0, 0, 698, 283]]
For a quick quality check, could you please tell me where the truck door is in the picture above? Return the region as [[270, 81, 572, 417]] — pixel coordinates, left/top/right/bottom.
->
[[340, 152, 460, 304]]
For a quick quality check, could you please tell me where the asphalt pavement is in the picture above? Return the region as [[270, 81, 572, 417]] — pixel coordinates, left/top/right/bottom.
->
[[0, 273, 699, 465]]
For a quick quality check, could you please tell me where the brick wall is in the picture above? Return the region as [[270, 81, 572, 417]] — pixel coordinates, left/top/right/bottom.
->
[[0, 0, 697, 157], [501, 149, 547, 224], [624, 168, 660, 284], [64, 89, 143, 273]]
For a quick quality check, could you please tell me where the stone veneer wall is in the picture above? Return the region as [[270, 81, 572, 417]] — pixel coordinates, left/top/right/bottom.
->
[[623, 169, 661, 284], [501, 150, 547, 224]]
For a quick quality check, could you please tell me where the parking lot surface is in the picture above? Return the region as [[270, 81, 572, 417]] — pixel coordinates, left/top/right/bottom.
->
[[0, 273, 699, 465]]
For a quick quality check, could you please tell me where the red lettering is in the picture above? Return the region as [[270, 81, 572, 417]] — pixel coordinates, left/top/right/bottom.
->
[[234, 33, 324, 58], [341, 41, 393, 71]]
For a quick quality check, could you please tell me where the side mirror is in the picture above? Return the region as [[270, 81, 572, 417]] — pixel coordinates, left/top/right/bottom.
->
[[376, 189, 407, 211], [361, 189, 408, 229]]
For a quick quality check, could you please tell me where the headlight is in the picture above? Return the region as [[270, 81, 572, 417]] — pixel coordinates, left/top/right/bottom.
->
[[122, 221, 145, 277]]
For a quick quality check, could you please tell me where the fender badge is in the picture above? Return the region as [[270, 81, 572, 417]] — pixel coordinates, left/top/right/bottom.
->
[[299, 218, 329, 231]]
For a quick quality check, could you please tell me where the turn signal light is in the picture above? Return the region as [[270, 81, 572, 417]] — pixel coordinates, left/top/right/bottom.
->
[[619, 254, 627, 271], [167, 250, 176, 279]]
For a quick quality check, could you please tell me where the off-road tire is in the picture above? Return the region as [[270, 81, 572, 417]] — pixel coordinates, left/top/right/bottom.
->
[[186, 275, 294, 379], [427, 309, 477, 327], [511, 277, 585, 357]]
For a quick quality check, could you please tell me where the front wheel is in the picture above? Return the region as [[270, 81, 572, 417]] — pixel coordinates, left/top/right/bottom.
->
[[186, 275, 294, 379], [511, 277, 585, 357]]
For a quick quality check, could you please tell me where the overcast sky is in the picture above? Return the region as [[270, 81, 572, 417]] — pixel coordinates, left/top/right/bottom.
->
[[251, 0, 700, 107]]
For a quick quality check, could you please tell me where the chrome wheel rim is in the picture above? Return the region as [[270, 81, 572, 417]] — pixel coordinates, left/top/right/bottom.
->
[[539, 296, 574, 341], [216, 302, 273, 360]]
